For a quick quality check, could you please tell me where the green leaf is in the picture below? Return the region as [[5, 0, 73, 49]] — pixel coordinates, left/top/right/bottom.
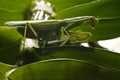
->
[[0, 62, 14, 76], [0, 27, 22, 64], [34, 46, 120, 72], [0, 62, 15, 80], [9, 58, 120, 80], [55, 0, 120, 18], [47, 0, 92, 12], [0, 0, 32, 26], [0, 73, 6, 80]]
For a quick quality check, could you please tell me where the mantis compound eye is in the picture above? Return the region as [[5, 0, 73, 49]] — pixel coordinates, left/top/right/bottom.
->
[[89, 16, 98, 29], [31, 0, 56, 20]]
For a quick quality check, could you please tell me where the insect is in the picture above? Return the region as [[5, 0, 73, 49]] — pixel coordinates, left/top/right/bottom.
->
[[5, 0, 98, 49]]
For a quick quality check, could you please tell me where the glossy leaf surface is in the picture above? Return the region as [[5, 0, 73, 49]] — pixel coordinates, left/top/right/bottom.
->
[[35, 46, 120, 72], [0, 27, 22, 64], [9, 59, 120, 80], [0, 62, 15, 80]]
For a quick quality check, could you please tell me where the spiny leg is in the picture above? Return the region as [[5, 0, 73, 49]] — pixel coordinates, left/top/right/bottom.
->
[[17, 23, 28, 66], [20, 23, 28, 51], [27, 23, 47, 48], [18, 23, 39, 66], [21, 23, 39, 50], [60, 16, 98, 46], [60, 22, 79, 46], [60, 27, 70, 46]]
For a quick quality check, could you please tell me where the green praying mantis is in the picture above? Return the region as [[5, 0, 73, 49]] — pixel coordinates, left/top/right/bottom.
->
[[5, 0, 98, 49]]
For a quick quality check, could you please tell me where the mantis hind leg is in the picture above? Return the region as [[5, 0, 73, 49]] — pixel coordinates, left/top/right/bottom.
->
[[18, 23, 29, 66], [17, 23, 39, 66], [20, 23, 39, 50], [27, 23, 47, 48], [20, 23, 28, 52]]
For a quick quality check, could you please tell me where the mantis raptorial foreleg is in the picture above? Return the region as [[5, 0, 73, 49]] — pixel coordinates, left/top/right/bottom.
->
[[59, 16, 96, 46], [59, 27, 70, 46], [59, 30, 92, 46], [60, 16, 98, 46], [59, 21, 77, 46]]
